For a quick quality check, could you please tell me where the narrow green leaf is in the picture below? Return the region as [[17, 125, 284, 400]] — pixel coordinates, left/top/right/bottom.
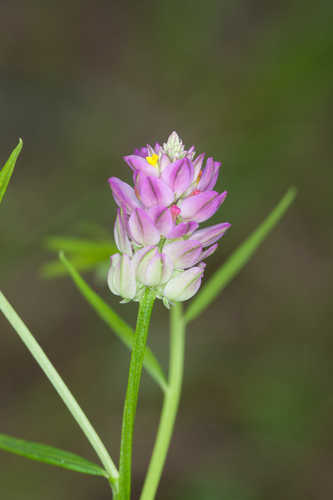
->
[[0, 433, 108, 477], [0, 290, 118, 481], [185, 188, 297, 324], [59, 252, 168, 392], [0, 139, 23, 204]]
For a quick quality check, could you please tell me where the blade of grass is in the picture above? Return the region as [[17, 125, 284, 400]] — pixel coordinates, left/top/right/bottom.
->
[[0, 139, 23, 204], [0, 434, 108, 477], [59, 252, 168, 393], [0, 290, 118, 487], [185, 187, 297, 324]]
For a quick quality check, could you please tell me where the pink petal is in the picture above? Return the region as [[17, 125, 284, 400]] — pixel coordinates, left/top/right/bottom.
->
[[161, 158, 194, 197], [179, 190, 227, 223], [149, 206, 174, 236], [136, 174, 174, 207], [108, 177, 141, 214], [124, 155, 159, 177], [193, 243, 218, 265], [189, 222, 231, 247], [163, 240, 203, 269], [197, 157, 221, 191], [128, 208, 160, 246], [166, 221, 198, 239]]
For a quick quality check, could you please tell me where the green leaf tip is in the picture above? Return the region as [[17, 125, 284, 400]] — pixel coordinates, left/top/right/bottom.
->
[[185, 187, 297, 324], [0, 139, 23, 204], [0, 433, 108, 477]]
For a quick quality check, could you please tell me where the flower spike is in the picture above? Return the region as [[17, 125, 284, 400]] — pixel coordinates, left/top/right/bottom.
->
[[107, 132, 230, 304]]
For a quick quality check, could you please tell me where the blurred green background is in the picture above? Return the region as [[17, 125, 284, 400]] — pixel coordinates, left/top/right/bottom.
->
[[1, 1, 332, 499]]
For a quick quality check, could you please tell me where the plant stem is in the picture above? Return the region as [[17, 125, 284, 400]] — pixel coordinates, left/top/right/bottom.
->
[[140, 302, 185, 500], [0, 290, 118, 488], [117, 288, 156, 500]]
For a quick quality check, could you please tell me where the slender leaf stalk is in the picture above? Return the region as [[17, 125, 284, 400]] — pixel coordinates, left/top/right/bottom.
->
[[140, 303, 185, 500], [117, 288, 156, 500], [0, 290, 118, 488]]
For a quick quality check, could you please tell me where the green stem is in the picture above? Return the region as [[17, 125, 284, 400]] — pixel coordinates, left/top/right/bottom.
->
[[140, 302, 185, 500], [0, 290, 118, 488], [117, 288, 156, 500]]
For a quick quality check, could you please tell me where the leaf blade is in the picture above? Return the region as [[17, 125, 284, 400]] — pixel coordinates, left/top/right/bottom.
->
[[0, 139, 23, 204], [59, 252, 168, 392], [0, 434, 108, 477], [185, 188, 297, 324], [0, 290, 118, 481]]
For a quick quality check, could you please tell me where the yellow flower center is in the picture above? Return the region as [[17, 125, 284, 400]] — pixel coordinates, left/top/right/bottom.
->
[[145, 154, 159, 167]]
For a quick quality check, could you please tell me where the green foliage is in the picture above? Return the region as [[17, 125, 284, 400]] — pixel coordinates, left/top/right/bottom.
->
[[0, 434, 108, 477], [185, 188, 297, 323], [0, 290, 118, 480], [42, 236, 117, 277], [0, 139, 23, 204], [59, 252, 168, 392]]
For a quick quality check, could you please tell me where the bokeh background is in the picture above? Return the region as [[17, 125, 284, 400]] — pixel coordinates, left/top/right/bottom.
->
[[1, 1, 332, 499]]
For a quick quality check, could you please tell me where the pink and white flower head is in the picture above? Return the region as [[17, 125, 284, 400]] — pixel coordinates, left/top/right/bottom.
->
[[108, 131, 230, 306]]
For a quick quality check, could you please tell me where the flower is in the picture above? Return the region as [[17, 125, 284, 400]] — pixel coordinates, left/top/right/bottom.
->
[[163, 265, 205, 302], [107, 254, 137, 302], [107, 131, 230, 305], [134, 247, 173, 287]]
